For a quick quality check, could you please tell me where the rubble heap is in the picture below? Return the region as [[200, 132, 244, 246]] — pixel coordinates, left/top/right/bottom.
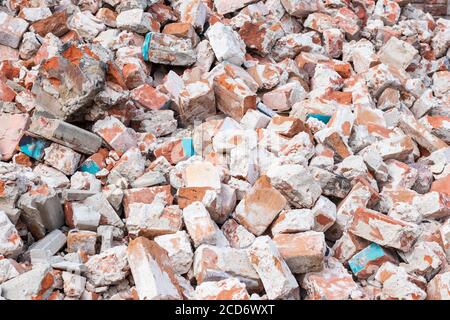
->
[[0, 0, 449, 300]]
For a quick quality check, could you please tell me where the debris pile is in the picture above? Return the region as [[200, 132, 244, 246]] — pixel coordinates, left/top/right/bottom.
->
[[0, 0, 449, 300]]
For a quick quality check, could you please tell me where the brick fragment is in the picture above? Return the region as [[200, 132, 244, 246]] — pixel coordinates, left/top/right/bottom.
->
[[185, 160, 221, 190], [323, 28, 344, 58], [144, 32, 197, 67], [1, 264, 54, 300], [18, 7, 52, 22], [234, 176, 287, 236], [207, 22, 246, 66], [175, 80, 216, 126], [0, 210, 23, 258], [194, 278, 250, 300], [85, 245, 129, 288], [420, 116, 450, 144], [427, 272, 450, 300], [153, 138, 193, 165], [310, 167, 350, 200], [131, 84, 170, 110], [221, 219, 255, 249], [374, 262, 427, 300], [267, 164, 322, 209], [68, 11, 105, 40], [30, 10, 69, 37], [193, 244, 261, 290], [62, 272, 86, 299], [334, 7, 361, 38], [239, 20, 284, 56], [81, 193, 124, 228], [213, 71, 257, 121], [0, 113, 29, 161], [378, 37, 418, 70], [274, 231, 326, 274], [271, 209, 314, 235], [248, 236, 299, 299], [67, 229, 97, 255], [116, 9, 155, 34], [0, 45, 18, 62], [302, 257, 364, 300], [43, 143, 81, 176], [398, 110, 448, 153], [125, 189, 180, 237], [263, 82, 308, 112], [0, 257, 22, 284], [373, 0, 401, 26], [183, 201, 229, 248], [371, 135, 415, 161], [154, 231, 193, 275], [95, 8, 117, 27], [281, 0, 324, 17], [349, 207, 420, 252], [414, 191, 450, 220], [314, 129, 353, 162], [332, 232, 370, 264], [32, 43, 105, 120], [246, 63, 282, 91], [177, 0, 207, 31], [214, 0, 258, 14], [363, 63, 408, 98], [163, 22, 200, 47], [402, 240, 446, 280], [93, 116, 137, 153], [311, 196, 337, 232], [267, 116, 305, 138], [127, 237, 183, 300]]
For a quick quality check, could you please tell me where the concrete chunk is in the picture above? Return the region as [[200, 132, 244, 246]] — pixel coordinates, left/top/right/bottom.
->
[[1, 264, 53, 300], [0, 12, 29, 49], [0, 210, 23, 258], [207, 23, 246, 66], [29, 116, 102, 155]]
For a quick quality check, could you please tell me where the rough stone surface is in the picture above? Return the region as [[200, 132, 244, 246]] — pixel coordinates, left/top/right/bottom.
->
[[0, 0, 448, 302]]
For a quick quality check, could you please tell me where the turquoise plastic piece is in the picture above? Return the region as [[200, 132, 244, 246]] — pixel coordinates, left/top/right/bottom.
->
[[256, 102, 276, 117], [142, 32, 153, 62], [79, 159, 101, 174], [306, 113, 331, 124], [19, 136, 50, 160], [348, 243, 385, 275], [182, 137, 195, 158]]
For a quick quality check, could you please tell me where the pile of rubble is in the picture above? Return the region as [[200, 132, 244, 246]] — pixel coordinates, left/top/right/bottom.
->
[[0, 0, 449, 300]]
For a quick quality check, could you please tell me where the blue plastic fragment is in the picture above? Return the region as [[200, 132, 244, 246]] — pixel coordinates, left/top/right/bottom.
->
[[79, 160, 101, 174], [182, 137, 195, 158], [348, 243, 385, 275], [306, 113, 331, 124], [142, 32, 153, 62], [256, 102, 277, 118], [19, 136, 50, 160]]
